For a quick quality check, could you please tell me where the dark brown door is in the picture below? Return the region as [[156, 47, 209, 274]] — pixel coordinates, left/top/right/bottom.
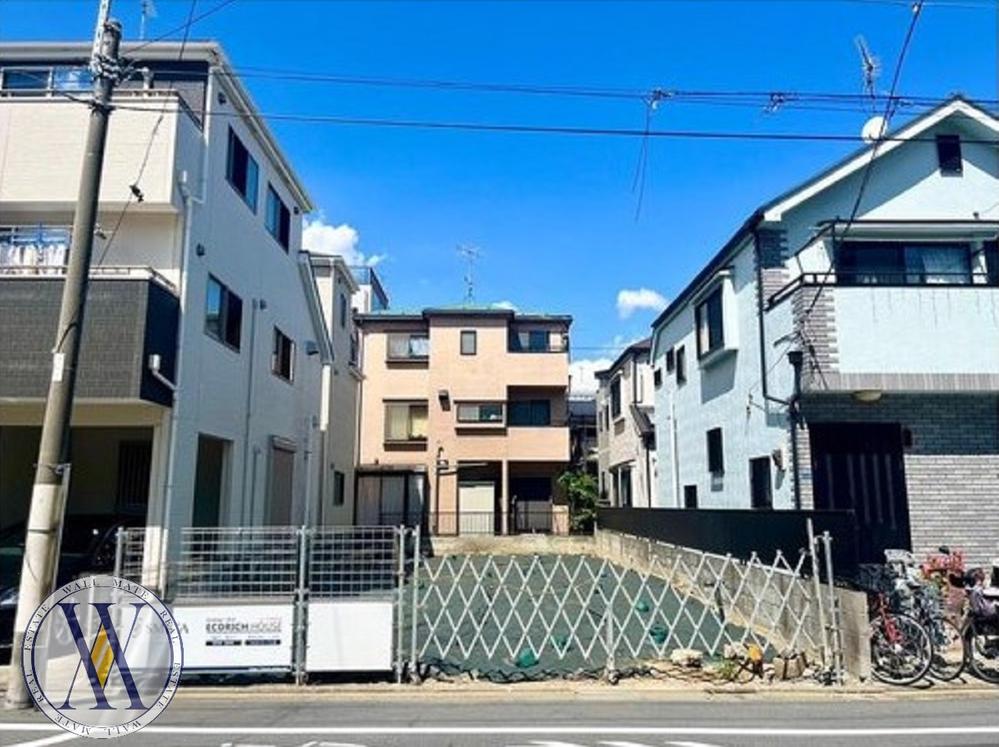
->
[[809, 422, 911, 563]]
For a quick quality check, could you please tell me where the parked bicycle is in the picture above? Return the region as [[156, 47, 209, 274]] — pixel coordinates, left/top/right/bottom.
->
[[961, 568, 999, 685], [868, 584, 933, 686], [884, 550, 965, 682]]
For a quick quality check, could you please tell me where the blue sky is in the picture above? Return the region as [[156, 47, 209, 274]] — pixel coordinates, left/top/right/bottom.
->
[[2, 0, 996, 390]]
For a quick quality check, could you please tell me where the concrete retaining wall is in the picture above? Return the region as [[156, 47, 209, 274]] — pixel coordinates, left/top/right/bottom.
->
[[594, 529, 870, 679]]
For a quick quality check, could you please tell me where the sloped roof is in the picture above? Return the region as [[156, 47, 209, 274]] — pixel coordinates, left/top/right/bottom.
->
[[649, 96, 999, 334]]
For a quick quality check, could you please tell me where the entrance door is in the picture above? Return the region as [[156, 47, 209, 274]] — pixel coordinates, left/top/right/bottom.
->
[[193, 436, 227, 527], [116, 441, 152, 516], [458, 482, 495, 535], [809, 422, 911, 563], [267, 443, 295, 526]]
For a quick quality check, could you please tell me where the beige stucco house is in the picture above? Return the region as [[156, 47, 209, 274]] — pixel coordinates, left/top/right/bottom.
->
[[355, 307, 572, 535]]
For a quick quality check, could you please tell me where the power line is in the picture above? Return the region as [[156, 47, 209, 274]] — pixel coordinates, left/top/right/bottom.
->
[[67, 62, 999, 110], [69, 100, 999, 146]]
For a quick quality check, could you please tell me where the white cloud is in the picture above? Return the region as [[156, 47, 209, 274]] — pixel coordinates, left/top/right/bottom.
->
[[616, 288, 667, 319], [302, 217, 386, 267], [569, 357, 613, 397], [492, 300, 518, 311]]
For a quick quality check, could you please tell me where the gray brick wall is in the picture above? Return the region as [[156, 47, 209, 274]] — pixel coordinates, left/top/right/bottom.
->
[[755, 228, 790, 302], [792, 286, 839, 390], [797, 394, 999, 565], [0, 278, 178, 406]]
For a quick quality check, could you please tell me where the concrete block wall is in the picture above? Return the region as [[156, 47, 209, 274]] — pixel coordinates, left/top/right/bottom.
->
[[799, 394, 999, 565]]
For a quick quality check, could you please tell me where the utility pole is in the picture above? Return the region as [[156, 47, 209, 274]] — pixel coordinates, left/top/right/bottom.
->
[[5, 5, 122, 711]]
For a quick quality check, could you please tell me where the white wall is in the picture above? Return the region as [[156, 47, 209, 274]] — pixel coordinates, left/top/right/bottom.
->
[[651, 105, 999, 513], [653, 242, 795, 510]]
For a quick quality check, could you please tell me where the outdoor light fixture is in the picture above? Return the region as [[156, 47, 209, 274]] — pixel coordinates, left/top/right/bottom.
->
[[852, 389, 884, 404]]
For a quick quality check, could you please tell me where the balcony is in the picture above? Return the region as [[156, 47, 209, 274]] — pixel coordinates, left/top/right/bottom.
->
[[784, 274, 999, 393], [0, 272, 179, 406]]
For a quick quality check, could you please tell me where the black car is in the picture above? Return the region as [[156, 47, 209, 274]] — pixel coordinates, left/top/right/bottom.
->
[[0, 514, 143, 663]]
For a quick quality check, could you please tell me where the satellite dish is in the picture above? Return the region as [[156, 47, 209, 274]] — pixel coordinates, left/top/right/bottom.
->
[[861, 115, 888, 143]]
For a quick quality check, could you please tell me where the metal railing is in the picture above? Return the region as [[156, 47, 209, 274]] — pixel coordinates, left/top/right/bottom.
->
[[169, 527, 302, 600], [115, 523, 843, 684], [768, 269, 997, 307], [309, 526, 400, 599]]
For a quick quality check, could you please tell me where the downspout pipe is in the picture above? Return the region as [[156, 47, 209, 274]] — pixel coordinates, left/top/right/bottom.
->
[[788, 349, 804, 511]]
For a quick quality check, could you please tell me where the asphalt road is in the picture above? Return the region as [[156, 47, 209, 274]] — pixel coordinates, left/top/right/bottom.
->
[[1, 692, 999, 747]]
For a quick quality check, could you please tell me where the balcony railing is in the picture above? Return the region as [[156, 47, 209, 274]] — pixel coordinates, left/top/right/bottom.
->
[[0, 225, 176, 292], [768, 269, 998, 308]]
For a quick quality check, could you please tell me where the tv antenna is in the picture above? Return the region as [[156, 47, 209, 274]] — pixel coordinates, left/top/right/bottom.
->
[[854, 35, 881, 101], [140, 0, 158, 41], [457, 244, 481, 306]]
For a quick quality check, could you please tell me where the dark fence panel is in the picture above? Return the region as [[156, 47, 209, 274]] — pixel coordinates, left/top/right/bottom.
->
[[597, 507, 861, 579]]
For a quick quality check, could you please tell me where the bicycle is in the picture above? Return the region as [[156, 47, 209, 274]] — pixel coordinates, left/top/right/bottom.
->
[[959, 569, 999, 684], [868, 588, 933, 686], [882, 552, 965, 682]]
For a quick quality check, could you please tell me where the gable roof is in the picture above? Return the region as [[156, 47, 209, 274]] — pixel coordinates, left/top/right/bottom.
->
[[595, 337, 652, 380], [650, 96, 999, 336]]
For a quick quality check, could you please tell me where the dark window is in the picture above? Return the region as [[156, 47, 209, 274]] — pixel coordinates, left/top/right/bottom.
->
[[617, 467, 633, 508], [683, 484, 698, 509], [610, 377, 622, 418], [1, 68, 49, 91], [665, 348, 675, 372], [510, 329, 557, 352], [653, 368, 663, 388], [986, 242, 999, 286], [339, 293, 348, 329], [837, 241, 973, 286], [936, 134, 963, 176], [456, 402, 505, 424], [265, 184, 291, 250], [460, 330, 477, 355], [508, 400, 551, 426], [750, 457, 773, 510], [272, 327, 295, 382], [350, 332, 359, 367], [695, 286, 725, 357], [676, 345, 687, 385], [333, 470, 346, 506], [707, 427, 724, 475], [226, 127, 259, 211], [205, 275, 242, 350]]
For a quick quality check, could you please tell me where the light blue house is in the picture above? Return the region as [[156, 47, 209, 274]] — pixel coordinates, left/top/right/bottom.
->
[[650, 97, 999, 565]]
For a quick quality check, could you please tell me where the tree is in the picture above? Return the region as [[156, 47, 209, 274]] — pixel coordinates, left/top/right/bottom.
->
[[558, 470, 599, 532]]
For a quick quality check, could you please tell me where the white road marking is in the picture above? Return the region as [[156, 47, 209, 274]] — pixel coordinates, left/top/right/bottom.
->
[[2, 723, 999, 737], [599, 741, 658, 747], [8, 734, 79, 747]]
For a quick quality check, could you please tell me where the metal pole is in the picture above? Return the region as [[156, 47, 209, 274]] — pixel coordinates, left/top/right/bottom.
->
[[5, 15, 121, 711], [114, 526, 125, 578], [821, 531, 844, 684], [806, 519, 831, 675], [394, 527, 405, 684], [409, 525, 421, 684], [294, 526, 310, 685]]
